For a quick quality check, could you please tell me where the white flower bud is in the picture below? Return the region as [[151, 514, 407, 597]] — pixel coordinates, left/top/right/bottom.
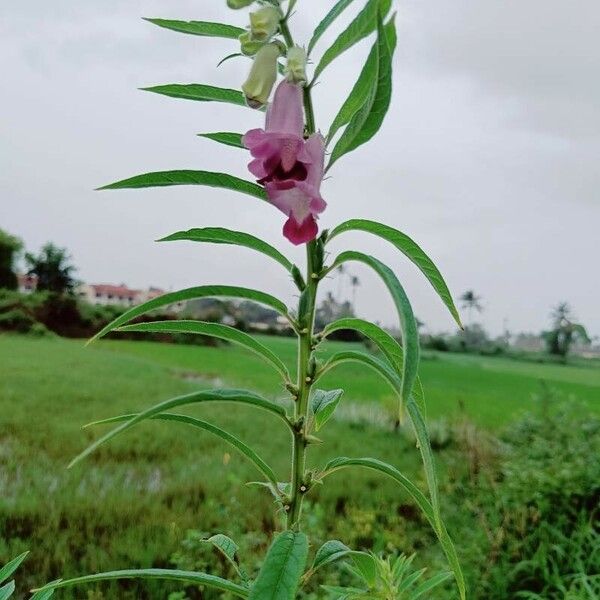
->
[[285, 46, 307, 84], [241, 43, 281, 108], [249, 6, 281, 42]]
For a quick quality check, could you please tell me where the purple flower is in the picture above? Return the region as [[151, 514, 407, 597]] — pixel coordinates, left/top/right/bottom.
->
[[243, 80, 326, 245]]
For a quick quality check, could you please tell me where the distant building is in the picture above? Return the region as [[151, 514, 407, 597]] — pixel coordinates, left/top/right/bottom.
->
[[17, 273, 38, 293], [77, 283, 182, 310]]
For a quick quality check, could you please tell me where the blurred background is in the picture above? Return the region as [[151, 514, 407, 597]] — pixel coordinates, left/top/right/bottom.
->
[[1, 1, 599, 599]]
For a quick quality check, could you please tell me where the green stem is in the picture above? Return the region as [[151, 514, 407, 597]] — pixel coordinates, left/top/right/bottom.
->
[[287, 241, 318, 529]]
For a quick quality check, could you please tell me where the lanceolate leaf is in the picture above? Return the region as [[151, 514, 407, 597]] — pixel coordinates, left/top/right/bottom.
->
[[313, 0, 392, 81], [198, 132, 244, 149], [99, 170, 266, 200], [144, 18, 244, 40], [306, 540, 372, 581], [117, 320, 290, 380], [249, 531, 308, 600], [319, 457, 466, 600], [0, 552, 28, 585], [142, 83, 246, 107], [317, 350, 402, 398], [159, 227, 293, 272], [327, 251, 419, 411], [87, 412, 278, 484], [310, 389, 344, 431], [88, 285, 289, 344], [308, 0, 356, 55], [0, 581, 15, 600], [327, 18, 396, 143], [329, 219, 462, 328], [32, 570, 249, 599], [69, 389, 290, 468], [321, 317, 426, 411], [328, 13, 396, 169]]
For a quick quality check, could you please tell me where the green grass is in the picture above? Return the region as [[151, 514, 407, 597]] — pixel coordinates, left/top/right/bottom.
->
[[0, 334, 598, 598], [96, 335, 600, 428]]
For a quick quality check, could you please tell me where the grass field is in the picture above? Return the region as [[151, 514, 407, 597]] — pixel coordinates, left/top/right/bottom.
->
[[0, 334, 598, 598]]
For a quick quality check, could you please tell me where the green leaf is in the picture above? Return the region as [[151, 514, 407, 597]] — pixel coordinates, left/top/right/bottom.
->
[[317, 350, 402, 398], [249, 531, 308, 600], [198, 132, 245, 149], [321, 317, 426, 414], [308, 0, 356, 55], [0, 581, 15, 600], [327, 251, 420, 411], [310, 389, 344, 431], [311, 540, 352, 573], [88, 285, 289, 344], [206, 534, 239, 564], [327, 12, 396, 169], [351, 553, 377, 587], [86, 412, 277, 484], [69, 388, 290, 469], [327, 17, 396, 143], [144, 18, 244, 39], [328, 219, 462, 328], [411, 572, 452, 599], [319, 457, 465, 600], [98, 170, 266, 199], [0, 552, 28, 585], [32, 570, 249, 598], [313, 0, 392, 80], [142, 83, 246, 107], [116, 320, 290, 380], [159, 227, 293, 272], [30, 587, 56, 600]]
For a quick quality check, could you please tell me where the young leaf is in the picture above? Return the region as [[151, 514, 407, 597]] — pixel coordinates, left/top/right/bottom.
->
[[204, 534, 249, 583], [88, 285, 289, 344], [99, 170, 266, 200], [308, 0, 356, 55], [69, 389, 291, 469], [116, 320, 290, 380], [327, 12, 396, 169], [328, 219, 463, 328], [313, 0, 392, 80], [310, 389, 344, 431], [327, 251, 419, 411], [327, 17, 396, 143], [159, 227, 293, 272], [249, 531, 308, 600], [198, 132, 245, 149], [0, 552, 28, 585], [32, 570, 249, 599], [318, 457, 465, 600], [86, 412, 278, 484], [144, 18, 244, 40], [142, 83, 246, 107]]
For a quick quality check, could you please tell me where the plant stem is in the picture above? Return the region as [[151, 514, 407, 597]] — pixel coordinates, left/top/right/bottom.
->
[[288, 240, 318, 529]]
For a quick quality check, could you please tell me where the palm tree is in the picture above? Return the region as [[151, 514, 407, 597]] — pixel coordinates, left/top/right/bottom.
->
[[350, 275, 360, 309], [459, 290, 483, 324], [336, 264, 346, 302], [544, 302, 590, 359], [25, 242, 77, 295]]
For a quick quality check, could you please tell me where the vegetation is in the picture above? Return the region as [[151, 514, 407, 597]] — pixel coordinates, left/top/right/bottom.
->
[[0, 229, 22, 291], [0, 335, 598, 598], [543, 302, 591, 359], [24, 243, 77, 295]]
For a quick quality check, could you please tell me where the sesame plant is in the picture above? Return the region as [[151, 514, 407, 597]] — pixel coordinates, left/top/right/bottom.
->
[[35, 1, 466, 598]]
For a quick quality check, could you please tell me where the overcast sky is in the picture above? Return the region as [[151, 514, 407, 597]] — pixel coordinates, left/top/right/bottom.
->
[[1, 1, 598, 337]]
